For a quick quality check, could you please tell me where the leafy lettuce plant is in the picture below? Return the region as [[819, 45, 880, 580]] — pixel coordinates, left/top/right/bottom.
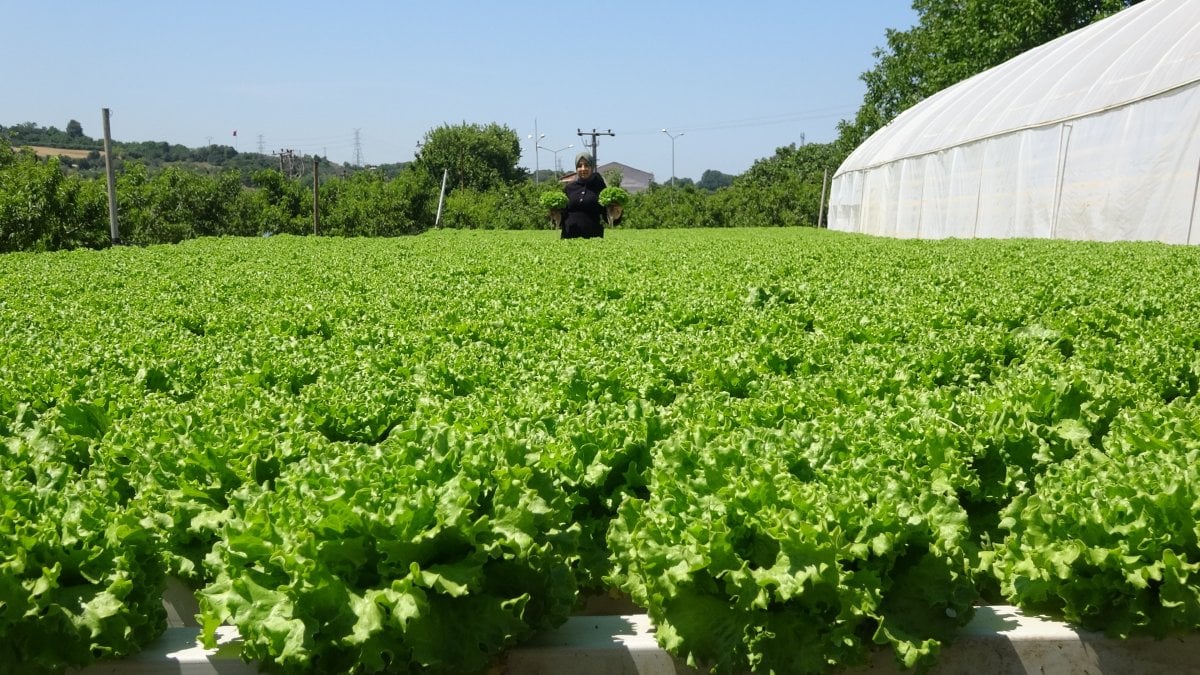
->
[[200, 423, 581, 674], [989, 402, 1200, 637], [0, 426, 167, 674], [608, 427, 977, 674], [538, 190, 567, 211], [599, 186, 630, 207]]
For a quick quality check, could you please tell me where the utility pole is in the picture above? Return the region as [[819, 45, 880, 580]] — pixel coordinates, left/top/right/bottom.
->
[[661, 129, 684, 188], [576, 128, 614, 167], [101, 108, 120, 245], [435, 168, 448, 228], [529, 118, 544, 185], [312, 157, 320, 235], [274, 149, 296, 176]]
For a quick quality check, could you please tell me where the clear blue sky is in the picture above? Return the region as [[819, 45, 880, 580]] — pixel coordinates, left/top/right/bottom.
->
[[3, 2, 917, 182]]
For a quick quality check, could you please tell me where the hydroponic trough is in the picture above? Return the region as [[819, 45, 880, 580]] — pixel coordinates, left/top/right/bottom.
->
[[67, 579, 1200, 675]]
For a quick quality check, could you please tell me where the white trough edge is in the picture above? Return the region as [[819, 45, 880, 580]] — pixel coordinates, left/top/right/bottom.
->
[[69, 579, 1200, 675]]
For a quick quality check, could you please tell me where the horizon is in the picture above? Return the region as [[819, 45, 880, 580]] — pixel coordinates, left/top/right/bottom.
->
[[3, 2, 918, 182]]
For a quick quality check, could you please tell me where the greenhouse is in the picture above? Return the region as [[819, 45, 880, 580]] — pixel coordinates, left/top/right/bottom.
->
[[829, 0, 1200, 244]]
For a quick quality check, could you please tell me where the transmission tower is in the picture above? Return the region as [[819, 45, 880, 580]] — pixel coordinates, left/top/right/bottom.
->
[[353, 129, 363, 166]]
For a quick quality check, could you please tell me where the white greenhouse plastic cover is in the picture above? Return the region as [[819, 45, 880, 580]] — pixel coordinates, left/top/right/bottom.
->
[[829, 0, 1200, 244]]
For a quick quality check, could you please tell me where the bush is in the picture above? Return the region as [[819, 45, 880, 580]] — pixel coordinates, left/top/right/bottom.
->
[[442, 182, 547, 230], [320, 167, 437, 236], [114, 166, 246, 244], [0, 147, 109, 252], [622, 184, 717, 229]]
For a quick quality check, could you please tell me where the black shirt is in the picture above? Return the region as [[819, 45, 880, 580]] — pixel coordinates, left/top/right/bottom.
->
[[562, 173, 607, 239]]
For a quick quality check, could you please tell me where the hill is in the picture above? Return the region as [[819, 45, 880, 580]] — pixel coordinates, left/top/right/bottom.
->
[[1, 121, 409, 179]]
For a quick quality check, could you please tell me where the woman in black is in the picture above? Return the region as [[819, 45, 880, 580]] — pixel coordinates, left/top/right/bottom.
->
[[561, 153, 617, 239]]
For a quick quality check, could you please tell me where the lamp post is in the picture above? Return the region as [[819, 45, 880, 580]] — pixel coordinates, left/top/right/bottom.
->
[[527, 131, 545, 183], [661, 129, 683, 187], [538, 143, 573, 177]]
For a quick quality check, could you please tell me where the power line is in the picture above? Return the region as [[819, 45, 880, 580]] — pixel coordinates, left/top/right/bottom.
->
[[576, 128, 614, 166], [618, 104, 859, 136]]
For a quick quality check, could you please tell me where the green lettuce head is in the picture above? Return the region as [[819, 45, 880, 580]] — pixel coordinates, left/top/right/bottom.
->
[[540, 190, 568, 210]]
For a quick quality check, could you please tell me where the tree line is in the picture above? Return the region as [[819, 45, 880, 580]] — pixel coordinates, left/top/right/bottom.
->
[[1, 0, 1137, 253], [0, 129, 839, 253]]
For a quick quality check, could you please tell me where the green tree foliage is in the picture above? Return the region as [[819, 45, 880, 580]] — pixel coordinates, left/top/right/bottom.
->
[[0, 122, 289, 178], [320, 167, 437, 236], [837, 0, 1144, 155], [0, 135, 443, 250], [414, 122, 526, 193], [706, 142, 839, 228], [622, 184, 716, 229], [440, 181, 546, 230], [246, 168, 310, 235], [696, 170, 735, 192], [123, 140, 192, 164], [3, 122, 849, 251], [0, 143, 109, 252], [1, 121, 98, 152], [113, 165, 247, 244]]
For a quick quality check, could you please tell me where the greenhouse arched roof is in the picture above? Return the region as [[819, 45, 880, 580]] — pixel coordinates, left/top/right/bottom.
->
[[830, 0, 1200, 244]]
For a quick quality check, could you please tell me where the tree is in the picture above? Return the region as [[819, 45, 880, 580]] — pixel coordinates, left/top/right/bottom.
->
[[837, 0, 1144, 156], [705, 142, 839, 228], [321, 166, 437, 236], [697, 170, 735, 192], [414, 122, 526, 192], [0, 141, 108, 251], [66, 119, 84, 138]]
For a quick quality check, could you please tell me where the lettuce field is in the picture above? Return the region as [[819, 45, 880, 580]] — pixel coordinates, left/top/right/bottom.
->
[[2, 228, 1199, 674]]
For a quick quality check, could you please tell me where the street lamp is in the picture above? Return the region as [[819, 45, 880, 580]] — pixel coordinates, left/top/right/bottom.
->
[[661, 129, 684, 187], [538, 143, 573, 177], [527, 132, 545, 183]]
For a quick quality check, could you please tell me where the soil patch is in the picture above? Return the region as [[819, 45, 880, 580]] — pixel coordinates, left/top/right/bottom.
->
[[23, 145, 95, 159]]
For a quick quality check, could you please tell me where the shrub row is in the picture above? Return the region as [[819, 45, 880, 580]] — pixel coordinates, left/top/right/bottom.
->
[[0, 139, 834, 252]]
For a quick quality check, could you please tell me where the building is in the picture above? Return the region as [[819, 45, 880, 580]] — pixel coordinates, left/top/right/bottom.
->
[[559, 161, 654, 193]]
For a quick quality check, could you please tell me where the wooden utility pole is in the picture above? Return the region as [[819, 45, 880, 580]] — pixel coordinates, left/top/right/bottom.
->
[[101, 108, 120, 244], [312, 157, 320, 235]]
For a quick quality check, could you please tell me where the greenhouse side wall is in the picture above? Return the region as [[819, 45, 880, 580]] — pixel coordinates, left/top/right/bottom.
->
[[830, 80, 1200, 245]]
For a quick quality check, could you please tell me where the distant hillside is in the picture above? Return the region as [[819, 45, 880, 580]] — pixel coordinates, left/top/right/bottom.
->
[[2, 121, 409, 180], [2, 120, 280, 176]]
